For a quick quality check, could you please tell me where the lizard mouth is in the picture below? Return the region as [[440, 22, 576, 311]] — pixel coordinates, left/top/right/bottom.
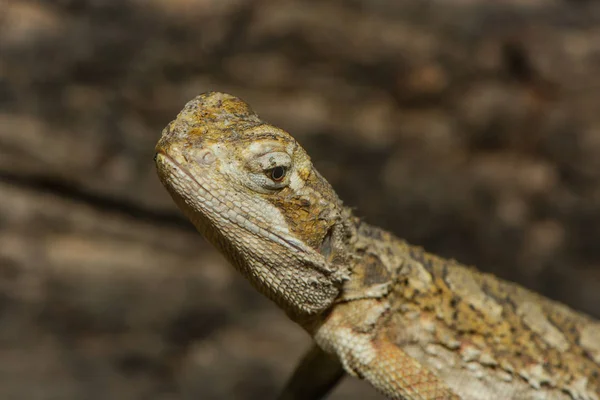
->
[[155, 151, 334, 276]]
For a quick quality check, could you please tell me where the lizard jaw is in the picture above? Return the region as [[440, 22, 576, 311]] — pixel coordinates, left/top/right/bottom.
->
[[156, 151, 334, 274], [155, 150, 341, 316]]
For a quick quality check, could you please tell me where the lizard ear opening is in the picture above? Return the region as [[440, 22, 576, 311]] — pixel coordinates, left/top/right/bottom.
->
[[319, 226, 334, 260]]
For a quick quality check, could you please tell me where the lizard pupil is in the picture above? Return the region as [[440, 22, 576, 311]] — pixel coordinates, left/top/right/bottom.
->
[[270, 166, 286, 181]]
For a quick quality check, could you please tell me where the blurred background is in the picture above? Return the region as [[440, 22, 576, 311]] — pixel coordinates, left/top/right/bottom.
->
[[1, 0, 600, 399]]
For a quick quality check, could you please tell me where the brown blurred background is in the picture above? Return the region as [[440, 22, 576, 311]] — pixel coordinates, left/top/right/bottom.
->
[[1, 0, 600, 399]]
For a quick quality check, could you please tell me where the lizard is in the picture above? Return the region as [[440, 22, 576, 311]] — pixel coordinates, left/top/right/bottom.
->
[[154, 91, 600, 400]]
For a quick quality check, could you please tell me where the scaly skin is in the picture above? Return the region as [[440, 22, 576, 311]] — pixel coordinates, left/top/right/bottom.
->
[[155, 92, 600, 400]]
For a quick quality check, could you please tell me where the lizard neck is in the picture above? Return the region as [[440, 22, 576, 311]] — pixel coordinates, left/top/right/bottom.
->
[[284, 206, 363, 327], [290, 212, 397, 331]]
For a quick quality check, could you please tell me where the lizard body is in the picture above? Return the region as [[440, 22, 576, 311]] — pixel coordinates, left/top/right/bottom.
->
[[155, 92, 600, 400]]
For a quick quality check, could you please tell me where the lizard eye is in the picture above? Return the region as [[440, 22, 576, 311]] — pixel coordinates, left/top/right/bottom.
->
[[268, 166, 287, 182]]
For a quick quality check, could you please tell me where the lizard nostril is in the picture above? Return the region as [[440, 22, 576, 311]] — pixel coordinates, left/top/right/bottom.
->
[[195, 149, 216, 165]]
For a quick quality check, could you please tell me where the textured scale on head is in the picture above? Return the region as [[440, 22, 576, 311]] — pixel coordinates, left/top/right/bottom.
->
[[155, 92, 352, 319]]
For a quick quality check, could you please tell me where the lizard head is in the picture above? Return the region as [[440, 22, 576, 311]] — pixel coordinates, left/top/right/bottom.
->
[[155, 92, 352, 319]]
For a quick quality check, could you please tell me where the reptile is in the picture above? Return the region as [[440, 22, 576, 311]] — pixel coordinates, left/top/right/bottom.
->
[[154, 92, 600, 400]]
